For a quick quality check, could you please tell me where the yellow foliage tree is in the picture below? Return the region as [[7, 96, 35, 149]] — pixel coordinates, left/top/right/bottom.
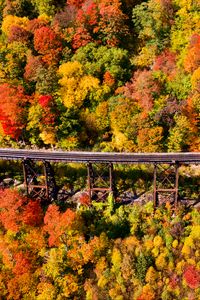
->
[[0, 41, 28, 82], [58, 61, 100, 109], [137, 126, 163, 152], [1, 15, 28, 35], [171, 3, 200, 54], [167, 114, 192, 152]]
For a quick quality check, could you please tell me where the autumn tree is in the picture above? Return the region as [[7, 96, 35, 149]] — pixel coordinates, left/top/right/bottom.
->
[[31, 0, 66, 16], [184, 34, 200, 73], [167, 114, 194, 152], [27, 94, 58, 145], [123, 69, 160, 114], [132, 0, 175, 67], [72, 42, 131, 87], [33, 26, 63, 64], [43, 204, 77, 246], [27, 17, 49, 33], [153, 49, 177, 80], [0, 41, 28, 83], [64, 0, 129, 49], [137, 126, 163, 152], [24, 54, 45, 82], [2, 0, 38, 19], [58, 61, 100, 109], [170, 0, 200, 54], [0, 83, 28, 139]]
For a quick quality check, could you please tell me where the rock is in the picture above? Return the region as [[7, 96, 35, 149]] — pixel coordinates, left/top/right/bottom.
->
[[3, 178, 14, 185], [57, 188, 71, 201], [16, 183, 27, 192], [193, 201, 200, 209], [13, 179, 22, 186], [72, 191, 90, 206], [72, 191, 84, 202]]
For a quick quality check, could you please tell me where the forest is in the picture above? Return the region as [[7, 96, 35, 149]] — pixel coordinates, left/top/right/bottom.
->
[[0, 0, 200, 299], [0, 189, 200, 299], [0, 0, 199, 152]]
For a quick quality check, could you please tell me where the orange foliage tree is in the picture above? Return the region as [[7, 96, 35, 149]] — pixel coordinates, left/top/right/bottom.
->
[[43, 204, 77, 246], [34, 26, 62, 64], [184, 34, 200, 73]]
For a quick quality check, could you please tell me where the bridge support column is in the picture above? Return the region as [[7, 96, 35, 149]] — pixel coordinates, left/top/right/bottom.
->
[[87, 162, 115, 201], [23, 159, 57, 201], [153, 162, 179, 207]]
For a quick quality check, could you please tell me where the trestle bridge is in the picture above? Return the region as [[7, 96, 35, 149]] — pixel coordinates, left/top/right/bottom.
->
[[0, 148, 199, 206]]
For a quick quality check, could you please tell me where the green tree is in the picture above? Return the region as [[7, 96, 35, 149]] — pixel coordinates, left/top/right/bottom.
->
[[72, 43, 132, 87]]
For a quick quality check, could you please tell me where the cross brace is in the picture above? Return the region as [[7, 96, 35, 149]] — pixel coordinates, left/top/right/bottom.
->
[[23, 159, 58, 201], [87, 162, 115, 201], [153, 163, 179, 207]]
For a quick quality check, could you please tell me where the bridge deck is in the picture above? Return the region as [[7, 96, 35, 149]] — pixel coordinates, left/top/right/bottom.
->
[[0, 148, 199, 164]]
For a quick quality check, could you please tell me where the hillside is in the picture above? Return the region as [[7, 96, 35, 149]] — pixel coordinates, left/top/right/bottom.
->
[[0, 0, 199, 152], [0, 189, 200, 299]]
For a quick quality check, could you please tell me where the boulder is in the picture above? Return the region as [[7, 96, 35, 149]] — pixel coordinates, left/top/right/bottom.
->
[[3, 178, 14, 185], [13, 179, 22, 186], [16, 183, 27, 193]]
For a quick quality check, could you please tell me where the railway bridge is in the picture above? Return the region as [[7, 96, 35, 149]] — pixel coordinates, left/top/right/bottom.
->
[[0, 148, 199, 206]]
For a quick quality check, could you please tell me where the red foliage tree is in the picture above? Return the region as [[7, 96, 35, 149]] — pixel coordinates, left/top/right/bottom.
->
[[70, 0, 128, 49], [38, 94, 56, 125], [72, 26, 93, 49], [123, 70, 160, 113], [153, 49, 177, 79], [98, 0, 129, 46], [77, 0, 99, 27], [38, 95, 53, 107], [184, 265, 200, 289], [34, 26, 61, 53], [78, 192, 91, 206], [103, 71, 115, 86], [0, 83, 28, 139], [0, 189, 44, 231]]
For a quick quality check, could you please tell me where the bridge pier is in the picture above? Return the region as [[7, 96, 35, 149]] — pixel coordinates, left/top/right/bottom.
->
[[153, 162, 179, 207], [23, 159, 57, 201], [87, 162, 115, 201]]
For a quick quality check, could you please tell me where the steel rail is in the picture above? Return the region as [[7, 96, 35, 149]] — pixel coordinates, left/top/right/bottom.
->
[[0, 148, 199, 164]]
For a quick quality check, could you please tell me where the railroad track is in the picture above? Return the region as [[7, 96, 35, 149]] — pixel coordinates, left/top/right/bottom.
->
[[0, 148, 199, 164]]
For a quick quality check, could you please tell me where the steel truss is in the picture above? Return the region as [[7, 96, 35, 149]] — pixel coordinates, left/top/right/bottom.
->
[[153, 163, 179, 206], [87, 162, 115, 201], [23, 159, 57, 201]]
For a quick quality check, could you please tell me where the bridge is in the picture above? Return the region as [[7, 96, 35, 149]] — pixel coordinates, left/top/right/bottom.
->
[[0, 148, 199, 206]]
